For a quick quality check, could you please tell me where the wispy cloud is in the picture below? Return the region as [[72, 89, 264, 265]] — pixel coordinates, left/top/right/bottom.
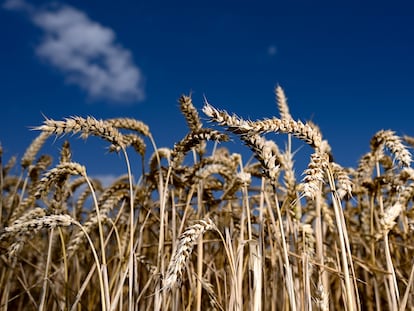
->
[[267, 44, 277, 56], [91, 174, 119, 188], [3, 0, 145, 103]]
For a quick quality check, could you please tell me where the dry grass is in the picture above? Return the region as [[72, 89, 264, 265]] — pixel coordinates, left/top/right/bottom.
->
[[1, 87, 414, 310]]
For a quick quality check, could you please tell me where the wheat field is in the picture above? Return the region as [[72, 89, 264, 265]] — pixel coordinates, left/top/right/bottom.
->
[[1, 86, 414, 310]]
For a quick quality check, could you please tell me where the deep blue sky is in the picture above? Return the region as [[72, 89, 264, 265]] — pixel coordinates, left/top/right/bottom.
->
[[1, 0, 414, 179]]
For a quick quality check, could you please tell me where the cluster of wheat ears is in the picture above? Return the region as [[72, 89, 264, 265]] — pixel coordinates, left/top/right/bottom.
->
[[1, 86, 414, 311]]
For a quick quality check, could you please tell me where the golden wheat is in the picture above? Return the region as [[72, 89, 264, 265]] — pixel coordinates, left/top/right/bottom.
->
[[2, 87, 414, 310]]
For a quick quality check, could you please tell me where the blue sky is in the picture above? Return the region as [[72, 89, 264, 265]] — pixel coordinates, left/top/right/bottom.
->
[[1, 0, 414, 178]]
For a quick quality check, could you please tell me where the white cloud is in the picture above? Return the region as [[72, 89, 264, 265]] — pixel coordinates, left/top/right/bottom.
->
[[4, 0, 145, 103]]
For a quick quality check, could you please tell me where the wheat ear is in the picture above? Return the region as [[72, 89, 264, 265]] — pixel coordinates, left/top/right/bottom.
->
[[301, 150, 329, 199], [163, 218, 217, 290], [109, 133, 146, 155], [179, 95, 203, 131], [21, 131, 50, 169], [275, 84, 292, 121], [1, 213, 74, 257], [203, 101, 322, 148], [170, 129, 228, 168], [239, 133, 281, 183], [371, 129, 412, 167], [35, 116, 126, 150], [106, 117, 150, 136], [34, 162, 86, 198]]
